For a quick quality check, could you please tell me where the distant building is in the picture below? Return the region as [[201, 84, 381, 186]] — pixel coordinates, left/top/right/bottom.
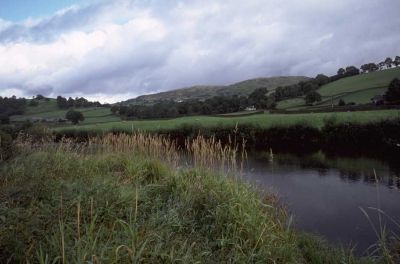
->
[[245, 106, 256, 111]]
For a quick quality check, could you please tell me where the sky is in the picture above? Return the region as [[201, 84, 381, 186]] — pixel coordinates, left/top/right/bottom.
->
[[0, 0, 399, 103]]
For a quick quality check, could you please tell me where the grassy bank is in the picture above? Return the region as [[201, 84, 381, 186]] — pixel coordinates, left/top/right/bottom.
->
[[54, 118, 400, 156], [0, 134, 390, 263]]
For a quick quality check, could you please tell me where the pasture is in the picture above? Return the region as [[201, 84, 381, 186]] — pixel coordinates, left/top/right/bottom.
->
[[55, 109, 400, 132]]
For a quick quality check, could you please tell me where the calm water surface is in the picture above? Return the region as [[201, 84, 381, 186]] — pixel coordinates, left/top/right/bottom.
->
[[243, 151, 400, 254]]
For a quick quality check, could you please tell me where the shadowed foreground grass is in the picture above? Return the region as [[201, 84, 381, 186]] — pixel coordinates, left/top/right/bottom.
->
[[0, 135, 393, 263]]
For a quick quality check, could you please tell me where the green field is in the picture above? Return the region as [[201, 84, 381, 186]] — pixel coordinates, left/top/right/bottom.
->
[[56, 110, 400, 132], [276, 97, 305, 110], [319, 67, 400, 96], [277, 67, 400, 110], [11, 99, 121, 125], [217, 110, 264, 116]]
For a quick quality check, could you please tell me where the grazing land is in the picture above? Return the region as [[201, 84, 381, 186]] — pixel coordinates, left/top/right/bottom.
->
[[55, 110, 400, 133], [277, 67, 400, 110], [11, 99, 120, 125]]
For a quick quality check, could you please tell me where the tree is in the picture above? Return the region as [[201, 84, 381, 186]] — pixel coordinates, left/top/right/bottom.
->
[[337, 68, 345, 76], [385, 57, 393, 68], [110, 105, 119, 114], [305, 91, 322, 105], [345, 66, 360, 77], [338, 99, 345, 106], [360, 63, 378, 73], [394, 56, 400, 67], [0, 114, 10, 124], [315, 74, 330, 86], [65, 110, 84, 124], [36, 94, 45, 100], [56, 96, 68, 109], [248, 88, 269, 109], [67, 97, 75, 108], [368, 63, 378, 72], [385, 78, 400, 103], [301, 81, 319, 94]]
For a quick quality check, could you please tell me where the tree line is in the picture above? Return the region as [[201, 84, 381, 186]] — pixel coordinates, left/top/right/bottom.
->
[[111, 89, 274, 119], [0, 96, 27, 124], [56, 96, 104, 109]]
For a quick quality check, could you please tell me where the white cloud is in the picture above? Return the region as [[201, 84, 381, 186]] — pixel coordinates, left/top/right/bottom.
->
[[0, 0, 399, 102]]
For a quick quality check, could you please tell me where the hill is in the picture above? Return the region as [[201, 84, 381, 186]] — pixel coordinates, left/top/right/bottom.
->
[[124, 76, 308, 105], [276, 67, 400, 110]]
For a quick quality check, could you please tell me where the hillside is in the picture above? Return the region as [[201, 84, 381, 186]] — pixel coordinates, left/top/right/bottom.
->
[[124, 76, 308, 105], [10, 99, 120, 125], [276, 67, 400, 110]]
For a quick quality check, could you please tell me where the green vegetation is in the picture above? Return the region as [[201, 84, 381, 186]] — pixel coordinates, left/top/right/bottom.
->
[[277, 68, 400, 110], [65, 110, 85, 124], [386, 78, 400, 102], [124, 76, 308, 105], [276, 97, 305, 110], [1, 134, 391, 263], [24, 98, 59, 115], [217, 110, 264, 116], [10, 99, 120, 125], [318, 67, 400, 97], [55, 110, 400, 133]]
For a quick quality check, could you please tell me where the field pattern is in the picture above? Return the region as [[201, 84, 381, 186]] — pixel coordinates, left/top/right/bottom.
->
[[56, 110, 400, 132]]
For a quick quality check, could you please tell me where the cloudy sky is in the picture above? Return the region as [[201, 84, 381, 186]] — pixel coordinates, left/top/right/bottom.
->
[[0, 0, 399, 103]]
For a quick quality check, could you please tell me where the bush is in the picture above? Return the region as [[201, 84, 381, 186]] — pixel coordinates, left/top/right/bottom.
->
[[0, 130, 14, 160], [386, 78, 400, 103], [65, 110, 85, 124], [0, 114, 10, 124], [305, 91, 322, 105]]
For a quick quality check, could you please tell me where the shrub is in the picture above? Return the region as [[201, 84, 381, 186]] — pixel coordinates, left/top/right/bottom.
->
[[65, 110, 85, 124], [0, 130, 14, 160], [0, 114, 10, 124], [386, 78, 400, 103]]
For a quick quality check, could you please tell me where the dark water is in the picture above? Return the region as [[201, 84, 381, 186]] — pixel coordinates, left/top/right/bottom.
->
[[243, 151, 400, 254]]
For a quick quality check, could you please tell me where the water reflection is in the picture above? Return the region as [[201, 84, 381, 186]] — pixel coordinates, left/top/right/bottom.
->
[[244, 151, 400, 254], [253, 151, 400, 189]]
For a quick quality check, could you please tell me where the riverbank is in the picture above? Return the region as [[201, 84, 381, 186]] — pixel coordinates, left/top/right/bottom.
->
[[0, 134, 396, 263], [55, 118, 400, 156]]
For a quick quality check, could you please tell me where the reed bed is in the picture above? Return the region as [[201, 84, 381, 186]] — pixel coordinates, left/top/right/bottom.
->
[[89, 133, 180, 167], [15, 132, 247, 175]]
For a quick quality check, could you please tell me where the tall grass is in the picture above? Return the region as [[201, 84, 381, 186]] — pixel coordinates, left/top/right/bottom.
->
[[0, 133, 394, 263]]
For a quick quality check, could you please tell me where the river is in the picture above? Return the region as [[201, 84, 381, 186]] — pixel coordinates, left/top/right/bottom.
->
[[243, 151, 400, 254]]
